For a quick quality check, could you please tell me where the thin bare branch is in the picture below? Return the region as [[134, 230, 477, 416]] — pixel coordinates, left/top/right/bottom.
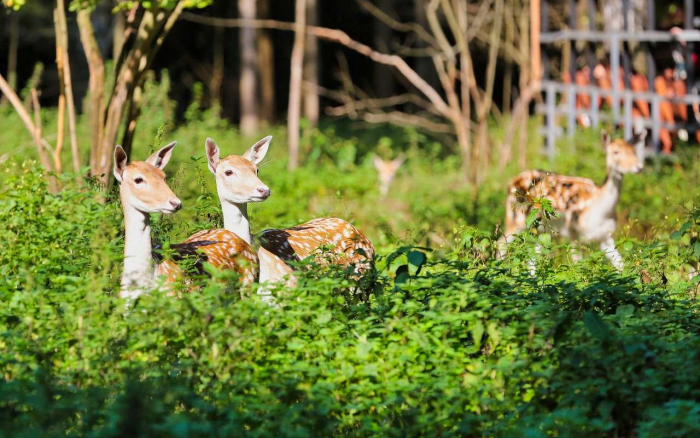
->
[[356, 0, 439, 50], [360, 111, 454, 133], [181, 12, 454, 118], [0, 73, 58, 192]]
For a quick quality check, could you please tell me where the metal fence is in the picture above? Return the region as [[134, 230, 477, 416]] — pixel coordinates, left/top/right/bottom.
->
[[538, 26, 700, 157]]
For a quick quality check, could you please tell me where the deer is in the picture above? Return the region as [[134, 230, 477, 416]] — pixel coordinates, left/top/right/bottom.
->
[[205, 136, 375, 291], [502, 130, 645, 271], [373, 154, 405, 198], [114, 142, 258, 301]]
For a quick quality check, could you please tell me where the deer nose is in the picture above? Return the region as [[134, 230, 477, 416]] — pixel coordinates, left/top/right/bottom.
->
[[257, 187, 271, 198], [169, 200, 182, 211]]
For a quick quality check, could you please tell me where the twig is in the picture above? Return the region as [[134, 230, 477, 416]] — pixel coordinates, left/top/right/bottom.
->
[[0, 73, 58, 192], [180, 12, 453, 118], [356, 0, 439, 50]]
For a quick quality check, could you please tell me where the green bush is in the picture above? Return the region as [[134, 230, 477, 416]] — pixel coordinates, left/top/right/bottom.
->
[[2, 86, 700, 436], [1, 165, 699, 435]]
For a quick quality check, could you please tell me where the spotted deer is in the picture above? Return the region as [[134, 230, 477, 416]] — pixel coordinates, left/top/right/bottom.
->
[[114, 143, 258, 300], [503, 130, 645, 270], [373, 155, 405, 198], [205, 136, 375, 291]]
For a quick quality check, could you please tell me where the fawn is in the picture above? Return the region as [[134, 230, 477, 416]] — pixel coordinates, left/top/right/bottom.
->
[[205, 136, 375, 290], [114, 142, 258, 300], [503, 130, 645, 270], [373, 155, 405, 198]]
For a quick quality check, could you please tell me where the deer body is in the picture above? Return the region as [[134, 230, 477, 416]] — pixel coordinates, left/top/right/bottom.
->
[[504, 132, 644, 270], [258, 217, 375, 274], [115, 143, 257, 300], [206, 136, 375, 290]]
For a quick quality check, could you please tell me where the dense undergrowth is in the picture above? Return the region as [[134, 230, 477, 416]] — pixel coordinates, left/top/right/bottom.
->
[[1, 84, 700, 435], [1, 154, 699, 436]]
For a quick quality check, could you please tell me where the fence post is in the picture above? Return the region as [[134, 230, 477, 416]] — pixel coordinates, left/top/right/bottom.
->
[[624, 92, 633, 139], [651, 94, 661, 153], [610, 34, 620, 126], [567, 86, 576, 138], [591, 88, 599, 127], [546, 82, 556, 160]]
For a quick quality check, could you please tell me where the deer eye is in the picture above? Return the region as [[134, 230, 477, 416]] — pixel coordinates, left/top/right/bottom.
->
[[134, 177, 145, 184], [225, 170, 234, 177]]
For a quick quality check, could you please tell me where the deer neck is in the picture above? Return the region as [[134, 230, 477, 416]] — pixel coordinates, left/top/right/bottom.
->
[[221, 199, 252, 244], [121, 204, 155, 294], [598, 166, 623, 212]]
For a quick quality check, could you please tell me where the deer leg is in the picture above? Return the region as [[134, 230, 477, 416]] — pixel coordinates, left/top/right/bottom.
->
[[570, 243, 583, 263], [600, 237, 624, 271], [528, 243, 542, 276], [256, 256, 279, 307], [497, 234, 516, 260]]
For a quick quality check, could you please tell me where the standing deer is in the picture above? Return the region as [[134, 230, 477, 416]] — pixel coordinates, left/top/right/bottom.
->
[[503, 130, 645, 270], [205, 136, 375, 290], [114, 142, 258, 300], [373, 155, 405, 198]]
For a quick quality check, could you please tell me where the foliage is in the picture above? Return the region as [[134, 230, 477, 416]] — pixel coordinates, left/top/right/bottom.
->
[[2, 85, 700, 435], [1, 149, 700, 435]]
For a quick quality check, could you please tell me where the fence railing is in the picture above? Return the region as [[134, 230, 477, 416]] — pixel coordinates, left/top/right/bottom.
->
[[538, 79, 700, 158]]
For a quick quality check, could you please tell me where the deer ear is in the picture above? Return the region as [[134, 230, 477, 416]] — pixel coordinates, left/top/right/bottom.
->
[[601, 131, 611, 149], [113, 145, 128, 183], [146, 141, 177, 169], [243, 136, 271, 164], [373, 156, 383, 170], [393, 154, 406, 167], [205, 138, 220, 174]]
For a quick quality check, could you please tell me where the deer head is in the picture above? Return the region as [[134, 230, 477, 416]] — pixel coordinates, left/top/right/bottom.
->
[[206, 136, 272, 205], [113, 142, 181, 214], [602, 131, 645, 175], [373, 154, 405, 197]]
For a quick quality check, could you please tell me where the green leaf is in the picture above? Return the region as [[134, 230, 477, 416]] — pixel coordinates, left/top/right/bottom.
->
[[407, 250, 427, 275], [471, 321, 484, 349], [487, 322, 500, 348], [615, 304, 635, 319], [525, 209, 539, 229], [407, 250, 426, 268], [693, 242, 700, 258], [538, 233, 552, 247], [395, 265, 410, 285], [584, 311, 611, 342]]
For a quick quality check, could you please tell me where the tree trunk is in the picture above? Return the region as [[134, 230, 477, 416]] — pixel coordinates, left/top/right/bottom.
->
[[518, 4, 530, 170], [211, 24, 224, 114], [113, 10, 126, 61], [238, 0, 258, 136], [77, 9, 105, 175], [3, 13, 19, 100], [287, 0, 307, 170], [54, 0, 81, 176], [303, 0, 319, 127], [258, 0, 275, 123], [372, 0, 394, 98], [95, 4, 184, 185]]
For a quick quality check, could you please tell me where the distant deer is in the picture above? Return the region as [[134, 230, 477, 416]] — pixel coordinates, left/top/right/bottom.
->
[[503, 130, 645, 270], [205, 136, 375, 290], [373, 155, 404, 198], [114, 143, 258, 300]]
